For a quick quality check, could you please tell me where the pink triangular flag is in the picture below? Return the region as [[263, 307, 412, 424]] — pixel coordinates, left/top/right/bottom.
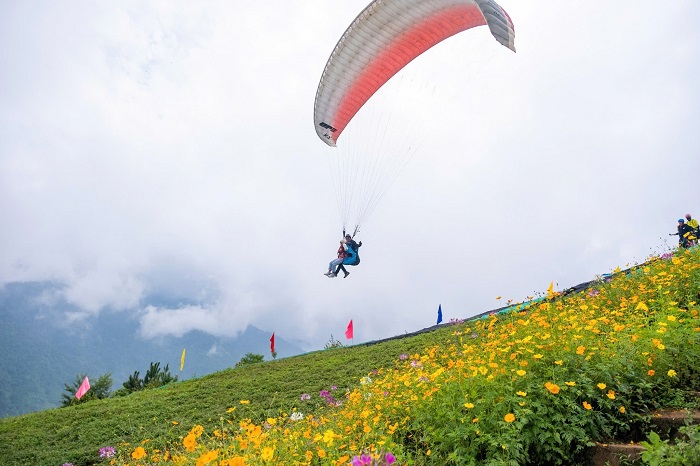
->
[[345, 319, 354, 340], [75, 376, 91, 400]]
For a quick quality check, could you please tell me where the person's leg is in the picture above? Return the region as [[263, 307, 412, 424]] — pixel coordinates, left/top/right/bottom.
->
[[327, 258, 343, 275], [335, 264, 348, 276]]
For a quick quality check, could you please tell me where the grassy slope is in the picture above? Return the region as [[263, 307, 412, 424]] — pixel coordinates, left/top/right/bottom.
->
[[1, 248, 698, 466], [0, 325, 453, 466]]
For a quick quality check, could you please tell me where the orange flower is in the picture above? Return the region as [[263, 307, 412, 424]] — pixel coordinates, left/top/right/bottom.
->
[[196, 450, 218, 466], [648, 370, 655, 377], [184, 433, 197, 452], [132, 447, 146, 460], [582, 402, 592, 410], [545, 382, 560, 394], [504, 413, 515, 423]]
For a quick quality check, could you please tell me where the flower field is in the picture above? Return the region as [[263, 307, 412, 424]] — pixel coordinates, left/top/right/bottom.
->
[[105, 248, 700, 465]]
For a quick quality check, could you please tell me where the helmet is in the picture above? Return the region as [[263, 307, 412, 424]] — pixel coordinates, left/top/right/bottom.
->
[[679, 219, 685, 223]]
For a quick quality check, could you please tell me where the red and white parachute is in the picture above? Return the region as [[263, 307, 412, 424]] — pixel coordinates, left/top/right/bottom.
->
[[314, 0, 515, 147], [314, 0, 515, 234]]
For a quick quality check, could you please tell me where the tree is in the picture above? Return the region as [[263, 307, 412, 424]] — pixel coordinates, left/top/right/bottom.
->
[[60, 373, 113, 407], [114, 362, 178, 396], [235, 353, 265, 368]]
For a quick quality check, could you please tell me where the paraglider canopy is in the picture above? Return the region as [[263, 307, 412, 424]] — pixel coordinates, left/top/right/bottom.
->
[[314, 0, 516, 146]]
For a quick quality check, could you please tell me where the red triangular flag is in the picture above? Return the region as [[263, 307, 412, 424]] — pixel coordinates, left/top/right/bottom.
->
[[270, 332, 275, 353], [75, 376, 90, 400], [345, 319, 354, 339]]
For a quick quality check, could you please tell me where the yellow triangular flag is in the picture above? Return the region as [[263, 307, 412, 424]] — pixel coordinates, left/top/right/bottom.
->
[[180, 348, 186, 372], [547, 281, 554, 298]]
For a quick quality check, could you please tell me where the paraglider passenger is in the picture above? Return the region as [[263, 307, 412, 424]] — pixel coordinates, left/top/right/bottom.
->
[[325, 239, 347, 277], [333, 234, 362, 278]]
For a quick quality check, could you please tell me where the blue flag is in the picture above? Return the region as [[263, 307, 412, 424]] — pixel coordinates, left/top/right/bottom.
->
[[437, 304, 443, 324]]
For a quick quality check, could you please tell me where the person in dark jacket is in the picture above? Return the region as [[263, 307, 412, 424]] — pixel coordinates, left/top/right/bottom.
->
[[671, 219, 697, 248]]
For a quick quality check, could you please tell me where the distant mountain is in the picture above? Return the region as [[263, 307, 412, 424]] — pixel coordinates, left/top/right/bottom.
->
[[0, 281, 304, 418]]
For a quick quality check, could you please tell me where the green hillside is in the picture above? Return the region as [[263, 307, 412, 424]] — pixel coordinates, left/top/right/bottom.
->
[[1, 248, 699, 466]]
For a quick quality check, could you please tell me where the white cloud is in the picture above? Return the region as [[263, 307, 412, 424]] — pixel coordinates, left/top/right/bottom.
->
[[1, 0, 698, 348]]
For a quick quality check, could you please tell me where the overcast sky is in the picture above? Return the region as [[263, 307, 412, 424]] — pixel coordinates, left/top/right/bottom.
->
[[1, 0, 698, 349]]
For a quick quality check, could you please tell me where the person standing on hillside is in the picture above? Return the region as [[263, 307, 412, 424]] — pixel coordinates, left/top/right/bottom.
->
[[671, 218, 697, 248], [686, 214, 699, 236]]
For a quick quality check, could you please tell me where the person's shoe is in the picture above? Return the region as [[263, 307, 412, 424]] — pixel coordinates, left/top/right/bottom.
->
[[329, 273, 337, 278], [343, 271, 350, 278], [324, 271, 333, 276]]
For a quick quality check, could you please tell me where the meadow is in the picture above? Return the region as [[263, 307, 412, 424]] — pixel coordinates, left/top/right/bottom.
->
[[1, 247, 699, 466]]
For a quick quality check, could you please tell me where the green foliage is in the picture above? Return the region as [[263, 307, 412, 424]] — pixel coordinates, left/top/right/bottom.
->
[[60, 373, 113, 407], [113, 362, 177, 396], [324, 334, 344, 349], [641, 424, 700, 466], [235, 352, 265, 368]]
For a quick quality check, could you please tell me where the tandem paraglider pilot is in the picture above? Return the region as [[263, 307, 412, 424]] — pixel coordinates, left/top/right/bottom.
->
[[324, 234, 362, 278]]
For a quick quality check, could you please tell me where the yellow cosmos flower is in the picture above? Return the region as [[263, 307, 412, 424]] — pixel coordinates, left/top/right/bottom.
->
[[305, 451, 314, 461], [516, 370, 526, 376], [239, 400, 250, 404], [533, 354, 543, 359], [576, 346, 586, 355], [635, 302, 649, 311], [620, 406, 626, 414], [607, 390, 616, 400], [504, 413, 516, 423], [317, 449, 327, 459], [261, 447, 274, 461], [554, 360, 564, 365], [597, 383, 607, 390], [132, 447, 146, 460], [464, 402, 475, 409], [668, 369, 677, 377], [667, 315, 677, 321], [323, 429, 336, 446], [565, 381, 576, 386], [583, 402, 592, 410], [516, 391, 527, 397]]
